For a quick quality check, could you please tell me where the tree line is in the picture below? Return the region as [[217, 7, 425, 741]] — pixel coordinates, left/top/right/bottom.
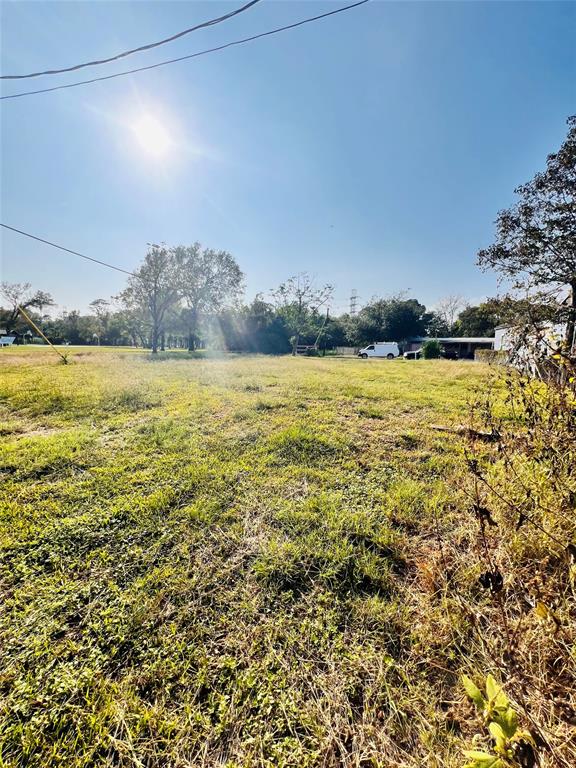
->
[[0, 271, 501, 354]]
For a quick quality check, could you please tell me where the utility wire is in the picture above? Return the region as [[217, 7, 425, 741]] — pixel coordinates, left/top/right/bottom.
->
[[0, 223, 136, 277], [1, 1, 370, 101], [1, 0, 263, 80]]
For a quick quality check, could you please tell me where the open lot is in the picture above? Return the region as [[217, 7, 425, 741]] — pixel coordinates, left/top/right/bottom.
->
[[0, 348, 491, 767]]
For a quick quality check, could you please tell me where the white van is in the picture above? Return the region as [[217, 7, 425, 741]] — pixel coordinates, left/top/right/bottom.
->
[[358, 342, 400, 359]]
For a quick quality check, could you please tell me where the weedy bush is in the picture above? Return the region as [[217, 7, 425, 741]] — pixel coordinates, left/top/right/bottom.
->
[[462, 674, 536, 768], [422, 339, 442, 359], [450, 345, 576, 767]]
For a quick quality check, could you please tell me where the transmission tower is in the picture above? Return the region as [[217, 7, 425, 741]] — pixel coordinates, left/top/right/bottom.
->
[[350, 289, 359, 316]]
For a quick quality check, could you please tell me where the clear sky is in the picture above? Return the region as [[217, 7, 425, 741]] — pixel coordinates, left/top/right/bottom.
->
[[1, 0, 574, 315]]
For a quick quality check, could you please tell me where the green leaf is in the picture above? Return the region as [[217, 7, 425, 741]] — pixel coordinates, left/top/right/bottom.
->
[[488, 721, 507, 750], [494, 706, 518, 738], [463, 751, 501, 767], [463, 751, 495, 759], [485, 674, 498, 700], [462, 674, 485, 709], [485, 674, 508, 707], [489, 722, 505, 739]]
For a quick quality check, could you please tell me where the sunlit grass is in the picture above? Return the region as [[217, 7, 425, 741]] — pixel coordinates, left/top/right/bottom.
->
[[0, 348, 491, 767]]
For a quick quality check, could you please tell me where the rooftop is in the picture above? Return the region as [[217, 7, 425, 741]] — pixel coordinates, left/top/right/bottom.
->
[[412, 337, 494, 344]]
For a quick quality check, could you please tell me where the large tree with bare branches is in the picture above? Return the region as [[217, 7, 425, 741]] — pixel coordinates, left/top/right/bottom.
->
[[119, 246, 180, 354], [173, 244, 244, 351], [271, 273, 333, 355], [435, 295, 466, 332], [0, 282, 54, 334]]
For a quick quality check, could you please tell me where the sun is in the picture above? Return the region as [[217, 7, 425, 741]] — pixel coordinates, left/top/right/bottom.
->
[[131, 114, 172, 157]]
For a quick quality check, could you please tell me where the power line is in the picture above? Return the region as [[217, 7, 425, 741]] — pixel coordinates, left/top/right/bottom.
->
[[0, 223, 136, 276], [1, 1, 370, 101], [1, 0, 263, 80]]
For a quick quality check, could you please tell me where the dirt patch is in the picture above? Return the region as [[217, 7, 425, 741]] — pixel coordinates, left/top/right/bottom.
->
[[2, 424, 63, 439]]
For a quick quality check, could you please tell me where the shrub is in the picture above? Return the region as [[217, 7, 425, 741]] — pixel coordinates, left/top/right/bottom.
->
[[421, 339, 441, 359]]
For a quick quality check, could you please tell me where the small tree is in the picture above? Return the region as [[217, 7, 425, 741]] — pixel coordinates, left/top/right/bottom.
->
[[478, 115, 576, 352], [421, 339, 441, 359], [321, 314, 348, 350], [114, 307, 149, 347], [56, 310, 82, 345], [271, 273, 333, 355]]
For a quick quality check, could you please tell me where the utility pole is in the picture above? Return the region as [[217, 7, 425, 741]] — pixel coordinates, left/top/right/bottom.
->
[[314, 306, 330, 351]]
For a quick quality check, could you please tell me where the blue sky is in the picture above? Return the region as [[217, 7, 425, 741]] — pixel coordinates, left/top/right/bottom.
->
[[1, 1, 574, 315]]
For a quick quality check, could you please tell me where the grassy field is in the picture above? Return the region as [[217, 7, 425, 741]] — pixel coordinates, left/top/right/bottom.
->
[[0, 348, 492, 767]]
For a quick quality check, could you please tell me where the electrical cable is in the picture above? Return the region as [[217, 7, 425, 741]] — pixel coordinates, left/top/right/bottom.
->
[[1, 1, 370, 101], [0, 223, 137, 276], [1, 0, 263, 80]]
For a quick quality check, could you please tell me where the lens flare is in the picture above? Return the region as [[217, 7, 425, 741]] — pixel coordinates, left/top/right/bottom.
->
[[131, 114, 172, 157]]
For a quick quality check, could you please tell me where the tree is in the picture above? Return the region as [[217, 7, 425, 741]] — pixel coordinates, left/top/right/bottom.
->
[[271, 273, 333, 355], [42, 309, 115, 345], [478, 115, 576, 350], [434, 295, 466, 332], [120, 246, 180, 353], [321, 314, 348, 350], [54, 310, 82, 344], [424, 311, 450, 337], [454, 303, 500, 337], [218, 296, 291, 354], [0, 282, 54, 334], [350, 296, 428, 345], [112, 307, 149, 347], [173, 244, 244, 351], [89, 299, 111, 345]]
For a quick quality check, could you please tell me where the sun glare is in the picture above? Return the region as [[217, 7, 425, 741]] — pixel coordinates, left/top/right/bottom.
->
[[131, 114, 172, 157]]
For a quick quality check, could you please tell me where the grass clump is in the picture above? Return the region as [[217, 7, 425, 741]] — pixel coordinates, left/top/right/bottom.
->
[[268, 425, 343, 464], [107, 387, 160, 412]]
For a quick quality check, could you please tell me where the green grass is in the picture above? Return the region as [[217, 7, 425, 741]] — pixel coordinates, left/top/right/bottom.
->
[[0, 347, 490, 767]]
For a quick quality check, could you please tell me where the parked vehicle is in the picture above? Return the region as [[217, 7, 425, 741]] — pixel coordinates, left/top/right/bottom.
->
[[404, 346, 457, 360], [441, 348, 458, 360], [358, 342, 400, 359]]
